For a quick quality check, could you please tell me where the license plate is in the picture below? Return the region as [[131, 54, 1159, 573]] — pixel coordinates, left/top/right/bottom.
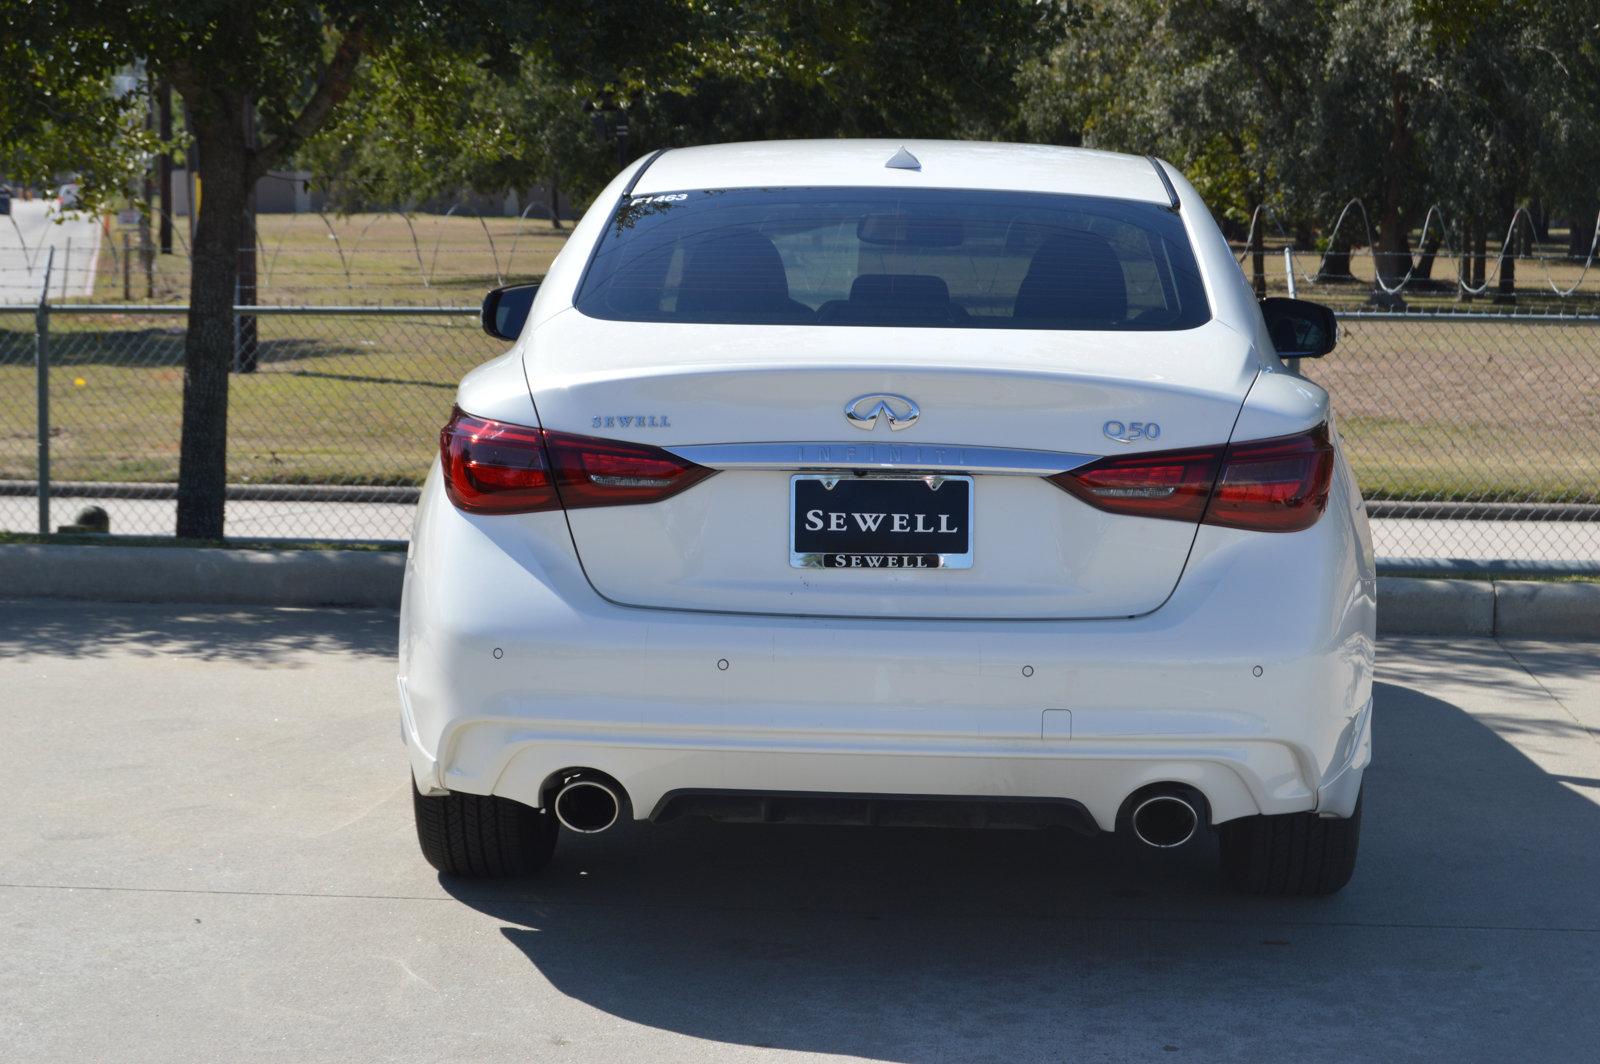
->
[[790, 475, 973, 569]]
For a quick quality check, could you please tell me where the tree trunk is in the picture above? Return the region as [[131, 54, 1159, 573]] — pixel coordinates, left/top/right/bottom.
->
[[1494, 241, 1517, 305], [549, 173, 563, 231], [236, 99, 259, 374], [1493, 192, 1517, 306], [1529, 197, 1549, 244], [236, 187, 258, 372], [1570, 207, 1598, 261], [1372, 222, 1410, 309], [1314, 238, 1355, 283], [1471, 220, 1487, 292], [158, 83, 174, 255], [175, 96, 249, 540], [1413, 229, 1442, 282], [1375, 217, 1413, 287], [1371, 72, 1412, 308], [1457, 218, 1474, 303]]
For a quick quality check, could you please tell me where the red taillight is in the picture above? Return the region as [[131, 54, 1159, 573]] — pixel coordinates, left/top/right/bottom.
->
[[1049, 424, 1334, 533], [1049, 445, 1222, 523], [1204, 424, 1335, 532], [439, 408, 713, 515], [440, 409, 558, 514]]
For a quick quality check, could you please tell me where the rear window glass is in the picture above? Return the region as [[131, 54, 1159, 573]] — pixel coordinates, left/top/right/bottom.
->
[[575, 187, 1209, 330]]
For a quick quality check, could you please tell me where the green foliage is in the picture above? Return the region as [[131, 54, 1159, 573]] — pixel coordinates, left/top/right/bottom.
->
[[1021, 0, 1600, 238], [302, 0, 1063, 211]]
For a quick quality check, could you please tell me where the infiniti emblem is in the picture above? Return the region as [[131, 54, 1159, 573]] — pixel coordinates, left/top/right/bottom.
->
[[844, 393, 920, 432]]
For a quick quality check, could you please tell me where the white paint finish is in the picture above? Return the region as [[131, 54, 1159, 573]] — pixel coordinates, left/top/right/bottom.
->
[[563, 471, 1200, 617], [631, 139, 1173, 203], [455, 347, 540, 426], [403, 140, 1373, 838], [1231, 366, 1331, 441], [1160, 160, 1265, 345], [521, 314, 1257, 452], [399, 466, 1375, 829], [515, 316, 1259, 617]]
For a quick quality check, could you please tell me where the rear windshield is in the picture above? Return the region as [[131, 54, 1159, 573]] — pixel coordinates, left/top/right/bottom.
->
[[575, 187, 1210, 330]]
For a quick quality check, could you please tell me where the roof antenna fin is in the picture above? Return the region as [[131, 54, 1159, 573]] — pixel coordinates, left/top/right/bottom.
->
[[885, 146, 921, 171]]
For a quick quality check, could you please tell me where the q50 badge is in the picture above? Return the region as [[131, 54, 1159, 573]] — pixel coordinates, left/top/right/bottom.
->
[[1103, 420, 1161, 443]]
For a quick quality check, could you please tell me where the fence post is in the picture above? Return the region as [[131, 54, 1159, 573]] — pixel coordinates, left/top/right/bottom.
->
[[35, 246, 54, 536], [123, 231, 132, 300]]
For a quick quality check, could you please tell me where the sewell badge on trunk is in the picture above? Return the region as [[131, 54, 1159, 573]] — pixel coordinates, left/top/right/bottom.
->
[[790, 475, 974, 569]]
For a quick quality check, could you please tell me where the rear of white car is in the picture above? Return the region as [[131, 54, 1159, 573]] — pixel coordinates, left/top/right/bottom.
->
[[399, 140, 1374, 895]]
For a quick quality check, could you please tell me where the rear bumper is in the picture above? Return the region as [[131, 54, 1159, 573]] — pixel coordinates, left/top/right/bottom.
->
[[399, 465, 1376, 831]]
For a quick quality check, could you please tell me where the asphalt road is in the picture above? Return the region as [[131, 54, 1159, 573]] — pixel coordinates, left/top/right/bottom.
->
[[0, 200, 102, 301], [2, 601, 1598, 1063], [5, 493, 1597, 563]]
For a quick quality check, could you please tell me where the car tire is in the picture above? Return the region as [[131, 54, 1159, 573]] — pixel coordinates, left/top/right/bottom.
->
[[412, 783, 558, 878], [1218, 791, 1362, 896]]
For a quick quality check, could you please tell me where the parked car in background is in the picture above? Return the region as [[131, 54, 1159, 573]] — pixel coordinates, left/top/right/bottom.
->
[[0, 183, 11, 215], [401, 139, 1374, 895]]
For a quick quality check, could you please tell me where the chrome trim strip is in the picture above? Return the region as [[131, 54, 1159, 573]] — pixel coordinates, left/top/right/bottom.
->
[[664, 441, 1098, 476]]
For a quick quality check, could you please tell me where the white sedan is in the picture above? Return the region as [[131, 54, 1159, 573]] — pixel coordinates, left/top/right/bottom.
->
[[400, 140, 1374, 895]]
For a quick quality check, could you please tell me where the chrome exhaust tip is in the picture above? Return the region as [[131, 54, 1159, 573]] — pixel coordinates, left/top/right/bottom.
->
[[1130, 793, 1199, 848], [552, 778, 622, 834]]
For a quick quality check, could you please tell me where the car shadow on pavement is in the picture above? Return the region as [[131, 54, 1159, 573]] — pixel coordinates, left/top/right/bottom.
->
[[439, 678, 1600, 1062], [0, 599, 396, 663]]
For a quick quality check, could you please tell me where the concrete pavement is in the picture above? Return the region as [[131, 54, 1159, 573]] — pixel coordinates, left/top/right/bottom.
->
[[2, 600, 1598, 1063], [0, 200, 102, 301]]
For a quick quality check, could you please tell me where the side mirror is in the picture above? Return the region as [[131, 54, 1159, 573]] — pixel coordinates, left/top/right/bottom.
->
[[1261, 297, 1337, 358], [481, 283, 540, 341]]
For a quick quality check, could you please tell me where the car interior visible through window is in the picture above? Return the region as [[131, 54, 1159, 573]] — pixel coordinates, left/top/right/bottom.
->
[[576, 187, 1211, 331]]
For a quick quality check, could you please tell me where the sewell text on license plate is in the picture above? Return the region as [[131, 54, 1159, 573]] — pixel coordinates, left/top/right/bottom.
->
[[790, 474, 973, 570]]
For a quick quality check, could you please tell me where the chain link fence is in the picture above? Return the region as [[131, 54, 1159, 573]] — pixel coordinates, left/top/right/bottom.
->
[[2, 300, 1598, 569], [1, 304, 498, 542], [1308, 313, 1600, 569]]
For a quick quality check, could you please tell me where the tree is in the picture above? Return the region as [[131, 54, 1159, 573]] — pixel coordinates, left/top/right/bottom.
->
[[1020, 0, 1328, 293], [1020, 0, 1600, 305], [301, 48, 613, 215], [303, 1, 1063, 218], [1418, 0, 1600, 299], [0, 0, 685, 538]]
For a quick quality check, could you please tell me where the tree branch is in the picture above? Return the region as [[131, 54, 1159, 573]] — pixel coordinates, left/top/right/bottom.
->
[[250, 18, 369, 179]]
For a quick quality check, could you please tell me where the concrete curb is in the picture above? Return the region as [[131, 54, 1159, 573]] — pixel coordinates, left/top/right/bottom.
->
[[1376, 576, 1600, 638], [1, 546, 1595, 637], [1375, 577, 1494, 636], [0, 544, 405, 608]]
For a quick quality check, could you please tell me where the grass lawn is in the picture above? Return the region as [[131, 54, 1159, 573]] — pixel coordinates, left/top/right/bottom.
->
[[87, 212, 570, 306], [0, 308, 498, 485], [3, 311, 1595, 502], [5, 214, 1592, 502], [1308, 318, 1600, 502]]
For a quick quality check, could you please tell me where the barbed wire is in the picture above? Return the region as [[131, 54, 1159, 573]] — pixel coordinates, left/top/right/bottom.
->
[[1237, 200, 1600, 298], [6, 195, 1600, 303]]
